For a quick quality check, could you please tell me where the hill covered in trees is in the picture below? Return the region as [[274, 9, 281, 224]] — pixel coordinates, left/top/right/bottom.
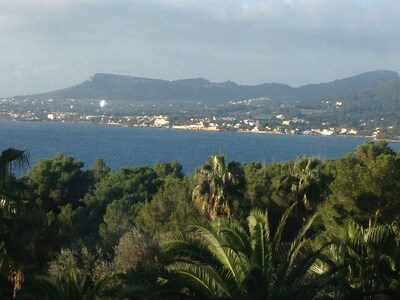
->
[[295, 76, 400, 137], [334, 78, 400, 119], [15, 70, 399, 104]]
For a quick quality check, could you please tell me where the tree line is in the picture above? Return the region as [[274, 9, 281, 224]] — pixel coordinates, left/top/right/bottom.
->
[[1, 141, 400, 299]]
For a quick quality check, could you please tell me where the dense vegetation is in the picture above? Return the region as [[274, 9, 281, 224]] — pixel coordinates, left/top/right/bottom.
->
[[1, 141, 400, 299]]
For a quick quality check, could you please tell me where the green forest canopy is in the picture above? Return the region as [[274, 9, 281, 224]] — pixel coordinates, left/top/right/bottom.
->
[[1, 140, 400, 299]]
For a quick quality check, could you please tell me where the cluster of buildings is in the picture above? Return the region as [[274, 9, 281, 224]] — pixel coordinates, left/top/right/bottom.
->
[[78, 115, 170, 128], [2, 106, 364, 137], [0, 96, 392, 138]]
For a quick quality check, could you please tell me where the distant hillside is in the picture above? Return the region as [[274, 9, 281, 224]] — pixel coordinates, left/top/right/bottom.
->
[[297, 70, 399, 103], [15, 70, 399, 104], [336, 78, 400, 118]]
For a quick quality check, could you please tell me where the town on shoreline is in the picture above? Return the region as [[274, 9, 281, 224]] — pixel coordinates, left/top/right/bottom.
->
[[7, 114, 399, 143], [2, 95, 399, 140]]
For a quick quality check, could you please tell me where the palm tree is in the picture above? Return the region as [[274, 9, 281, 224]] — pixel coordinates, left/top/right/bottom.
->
[[313, 220, 400, 299], [121, 205, 332, 299], [278, 156, 322, 222], [192, 155, 242, 220], [0, 148, 29, 181], [21, 272, 114, 300], [0, 148, 29, 211], [0, 148, 29, 298]]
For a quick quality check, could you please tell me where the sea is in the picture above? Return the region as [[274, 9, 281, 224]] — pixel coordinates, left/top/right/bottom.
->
[[1, 120, 400, 175]]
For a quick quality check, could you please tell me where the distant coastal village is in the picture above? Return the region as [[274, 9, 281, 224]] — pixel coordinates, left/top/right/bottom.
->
[[79, 113, 364, 138], [2, 99, 378, 139], [2, 70, 400, 140]]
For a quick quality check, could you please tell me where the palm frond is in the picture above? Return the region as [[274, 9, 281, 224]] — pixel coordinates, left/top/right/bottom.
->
[[0, 148, 29, 178], [124, 207, 333, 299]]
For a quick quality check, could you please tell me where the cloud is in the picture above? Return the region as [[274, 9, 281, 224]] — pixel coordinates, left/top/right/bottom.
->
[[0, 0, 399, 95], [2, 0, 398, 49]]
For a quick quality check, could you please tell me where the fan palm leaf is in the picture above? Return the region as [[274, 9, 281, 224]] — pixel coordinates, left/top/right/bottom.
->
[[0, 148, 29, 180], [313, 220, 400, 298], [22, 272, 114, 300], [123, 205, 332, 299], [192, 155, 241, 220]]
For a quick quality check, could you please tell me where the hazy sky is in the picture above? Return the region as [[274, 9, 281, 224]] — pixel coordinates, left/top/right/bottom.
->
[[0, 0, 399, 96]]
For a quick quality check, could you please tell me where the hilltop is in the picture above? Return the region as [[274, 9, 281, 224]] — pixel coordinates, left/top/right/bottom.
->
[[15, 70, 399, 104]]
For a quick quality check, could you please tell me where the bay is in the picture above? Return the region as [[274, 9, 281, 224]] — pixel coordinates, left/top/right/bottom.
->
[[1, 120, 399, 174]]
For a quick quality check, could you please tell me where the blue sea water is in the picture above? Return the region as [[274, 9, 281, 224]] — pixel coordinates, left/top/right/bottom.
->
[[1, 121, 399, 174]]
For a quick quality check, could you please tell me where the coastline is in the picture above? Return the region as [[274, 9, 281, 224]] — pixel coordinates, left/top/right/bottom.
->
[[6, 118, 400, 143]]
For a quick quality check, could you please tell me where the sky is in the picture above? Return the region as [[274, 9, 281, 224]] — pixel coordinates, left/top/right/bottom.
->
[[0, 0, 399, 96]]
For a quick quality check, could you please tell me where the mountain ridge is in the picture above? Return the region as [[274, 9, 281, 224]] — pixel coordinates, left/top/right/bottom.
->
[[14, 70, 399, 104]]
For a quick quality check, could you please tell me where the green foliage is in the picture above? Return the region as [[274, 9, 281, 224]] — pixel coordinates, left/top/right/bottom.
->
[[122, 205, 331, 299], [337, 79, 400, 123], [90, 159, 110, 183], [112, 229, 159, 274], [75, 165, 165, 247], [98, 199, 137, 250], [275, 156, 326, 222], [89, 166, 162, 249], [87, 166, 161, 207], [135, 176, 201, 236], [2, 142, 400, 298], [153, 161, 184, 179], [242, 162, 273, 208], [314, 220, 400, 298], [0, 149, 51, 298], [320, 141, 400, 231], [48, 248, 80, 279], [0, 148, 30, 220], [21, 271, 114, 300], [27, 153, 92, 212], [191, 155, 245, 220], [0, 148, 29, 180]]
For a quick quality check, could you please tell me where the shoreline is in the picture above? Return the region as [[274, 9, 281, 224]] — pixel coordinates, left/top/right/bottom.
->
[[5, 118, 400, 143]]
